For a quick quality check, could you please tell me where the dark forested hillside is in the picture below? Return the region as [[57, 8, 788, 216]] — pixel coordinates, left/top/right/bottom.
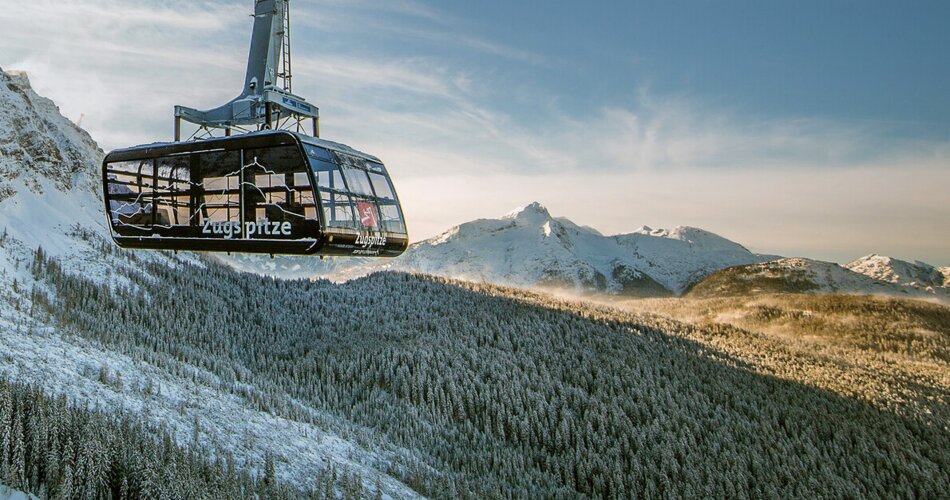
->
[[0, 375, 314, 499], [25, 245, 950, 498]]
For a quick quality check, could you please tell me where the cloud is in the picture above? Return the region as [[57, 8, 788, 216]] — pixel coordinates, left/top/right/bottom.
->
[[2, 0, 948, 264], [0, 0, 252, 147]]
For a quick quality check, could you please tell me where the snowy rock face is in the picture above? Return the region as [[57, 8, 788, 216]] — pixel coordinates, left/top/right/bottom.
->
[[0, 68, 116, 272], [611, 225, 768, 294], [350, 202, 767, 296], [0, 68, 102, 201], [845, 254, 947, 290]]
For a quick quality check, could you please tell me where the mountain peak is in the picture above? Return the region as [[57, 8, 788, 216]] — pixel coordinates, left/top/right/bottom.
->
[[0, 68, 103, 199], [503, 202, 551, 221]]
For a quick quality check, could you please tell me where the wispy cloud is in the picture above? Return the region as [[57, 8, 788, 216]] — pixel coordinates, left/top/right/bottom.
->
[[293, 1, 551, 66], [1, 0, 947, 264]]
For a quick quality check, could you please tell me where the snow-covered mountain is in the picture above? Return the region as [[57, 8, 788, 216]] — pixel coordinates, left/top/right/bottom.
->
[[688, 257, 950, 301], [0, 68, 117, 280], [309, 202, 770, 296], [845, 254, 948, 291]]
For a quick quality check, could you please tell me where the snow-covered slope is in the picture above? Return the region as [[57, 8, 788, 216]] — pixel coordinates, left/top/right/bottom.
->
[[0, 484, 35, 500], [318, 202, 768, 296], [0, 68, 416, 497], [612, 225, 772, 294], [846, 254, 947, 290], [688, 257, 950, 301]]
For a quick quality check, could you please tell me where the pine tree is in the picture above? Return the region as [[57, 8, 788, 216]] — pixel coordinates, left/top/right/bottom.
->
[[11, 406, 26, 490]]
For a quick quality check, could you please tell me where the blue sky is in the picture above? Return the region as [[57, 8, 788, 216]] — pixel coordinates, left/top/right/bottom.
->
[[1, 0, 948, 263]]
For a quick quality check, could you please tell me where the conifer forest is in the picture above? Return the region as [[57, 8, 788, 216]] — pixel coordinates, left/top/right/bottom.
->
[[3, 243, 944, 498]]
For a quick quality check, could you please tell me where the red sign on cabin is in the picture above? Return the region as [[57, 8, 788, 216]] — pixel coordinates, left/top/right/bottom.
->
[[357, 202, 378, 228]]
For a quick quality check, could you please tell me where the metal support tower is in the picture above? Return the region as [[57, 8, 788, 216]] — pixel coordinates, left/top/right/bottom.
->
[[173, 0, 319, 142]]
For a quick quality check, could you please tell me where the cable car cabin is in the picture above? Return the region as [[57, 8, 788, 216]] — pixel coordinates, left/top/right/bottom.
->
[[102, 131, 408, 257]]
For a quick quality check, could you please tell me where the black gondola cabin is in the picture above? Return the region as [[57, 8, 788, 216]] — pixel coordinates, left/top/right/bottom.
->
[[102, 131, 408, 257]]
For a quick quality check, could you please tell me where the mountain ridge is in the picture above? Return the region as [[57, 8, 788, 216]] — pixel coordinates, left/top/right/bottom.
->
[[226, 201, 773, 296], [845, 254, 948, 290], [0, 68, 102, 200], [224, 200, 949, 301], [688, 257, 950, 302]]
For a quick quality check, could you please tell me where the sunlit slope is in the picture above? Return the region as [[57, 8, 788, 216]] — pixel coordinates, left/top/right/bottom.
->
[[688, 257, 950, 302], [602, 293, 950, 420]]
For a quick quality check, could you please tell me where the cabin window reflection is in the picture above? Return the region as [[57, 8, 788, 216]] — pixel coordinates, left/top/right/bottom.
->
[[340, 165, 374, 196], [293, 172, 317, 218], [368, 172, 396, 200], [194, 150, 242, 225], [310, 159, 345, 192], [322, 192, 356, 228], [303, 144, 333, 162], [378, 203, 406, 234], [106, 159, 156, 228], [242, 146, 316, 230], [154, 155, 191, 226]]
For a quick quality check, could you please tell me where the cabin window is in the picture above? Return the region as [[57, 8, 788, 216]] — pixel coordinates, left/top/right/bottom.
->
[[241, 145, 318, 235], [378, 202, 406, 234], [193, 150, 242, 225], [106, 159, 158, 228], [302, 144, 407, 235], [322, 192, 356, 228], [340, 165, 374, 196], [368, 172, 396, 200], [310, 159, 346, 192], [303, 144, 333, 161]]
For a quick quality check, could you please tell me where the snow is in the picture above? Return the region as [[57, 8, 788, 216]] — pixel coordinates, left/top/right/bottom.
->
[[845, 254, 946, 289], [0, 484, 36, 500], [0, 69, 102, 199], [265, 204, 949, 301], [431, 226, 459, 246], [0, 67, 129, 288], [503, 202, 550, 220], [611, 226, 761, 293], [222, 200, 771, 295]]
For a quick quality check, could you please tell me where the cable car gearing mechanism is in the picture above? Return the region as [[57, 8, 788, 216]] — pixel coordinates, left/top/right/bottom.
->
[[102, 0, 408, 257]]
